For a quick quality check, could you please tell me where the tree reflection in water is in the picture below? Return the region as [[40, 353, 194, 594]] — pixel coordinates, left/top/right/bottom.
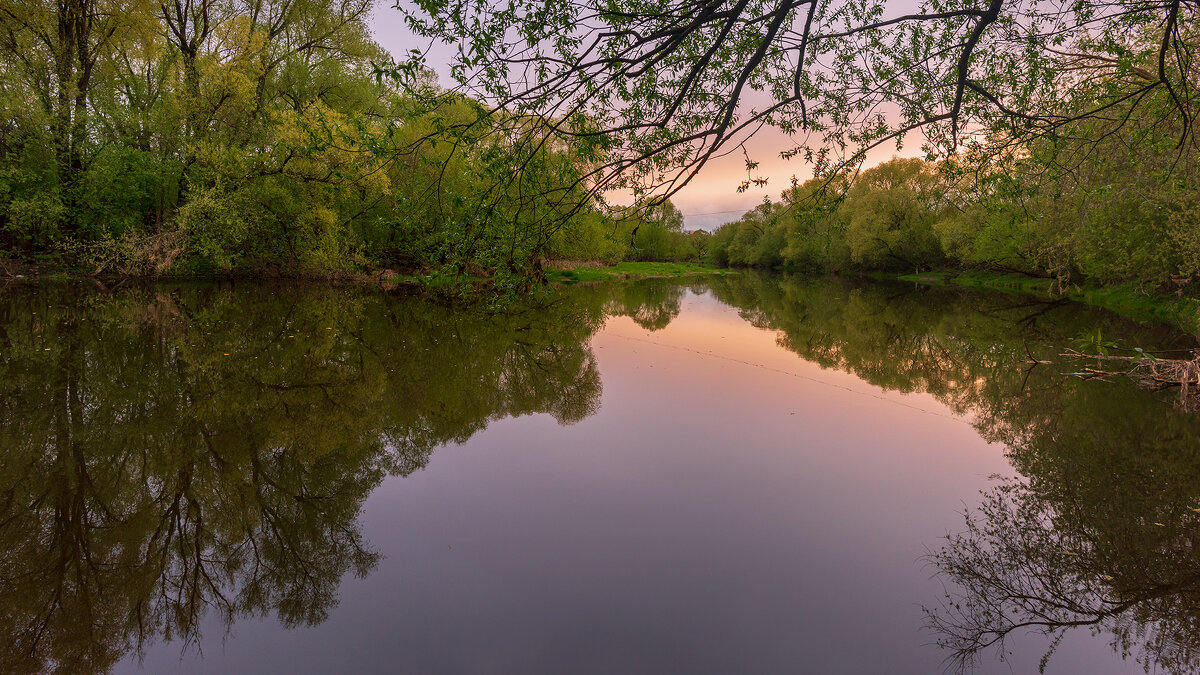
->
[[927, 385, 1200, 674], [702, 272, 1200, 674], [0, 280, 686, 674]]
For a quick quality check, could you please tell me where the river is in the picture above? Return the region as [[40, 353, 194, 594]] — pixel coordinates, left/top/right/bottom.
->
[[2, 273, 1198, 674]]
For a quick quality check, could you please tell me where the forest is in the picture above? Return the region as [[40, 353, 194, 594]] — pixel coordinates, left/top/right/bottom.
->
[[0, 0, 706, 290], [1, 0, 1197, 297]]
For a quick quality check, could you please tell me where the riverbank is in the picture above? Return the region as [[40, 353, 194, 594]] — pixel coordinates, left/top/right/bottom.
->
[[8, 256, 1193, 334], [546, 261, 730, 284], [1, 258, 730, 295], [891, 270, 1200, 334]]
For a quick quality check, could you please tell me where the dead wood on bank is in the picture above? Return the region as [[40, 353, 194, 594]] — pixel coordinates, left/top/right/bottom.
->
[[1064, 348, 1200, 409]]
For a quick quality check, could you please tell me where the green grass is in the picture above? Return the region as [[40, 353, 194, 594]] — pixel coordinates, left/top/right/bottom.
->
[[1075, 283, 1200, 333], [547, 261, 729, 284], [379, 271, 486, 288], [380, 273, 427, 285], [895, 270, 1200, 333]]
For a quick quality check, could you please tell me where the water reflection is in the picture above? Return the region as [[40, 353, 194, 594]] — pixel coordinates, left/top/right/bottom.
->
[[0, 281, 655, 673], [1, 275, 1198, 673], [926, 385, 1200, 674], [703, 273, 1200, 673]]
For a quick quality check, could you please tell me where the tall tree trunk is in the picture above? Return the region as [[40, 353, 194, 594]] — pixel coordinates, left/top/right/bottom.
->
[[52, 0, 104, 235]]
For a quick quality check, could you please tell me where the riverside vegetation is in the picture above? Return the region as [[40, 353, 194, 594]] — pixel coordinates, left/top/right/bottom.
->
[[0, 0, 710, 291], [2, 0, 1198, 315], [706, 147, 1200, 329]]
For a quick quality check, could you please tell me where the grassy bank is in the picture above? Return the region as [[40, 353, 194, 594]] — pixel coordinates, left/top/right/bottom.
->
[[1, 258, 729, 297], [547, 262, 730, 284], [895, 271, 1200, 334]]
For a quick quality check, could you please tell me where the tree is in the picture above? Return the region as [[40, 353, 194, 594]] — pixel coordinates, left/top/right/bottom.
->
[[397, 0, 1199, 201], [840, 157, 944, 270]]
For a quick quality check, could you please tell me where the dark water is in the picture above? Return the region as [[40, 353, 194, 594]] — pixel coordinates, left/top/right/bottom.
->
[[3, 274, 1200, 674]]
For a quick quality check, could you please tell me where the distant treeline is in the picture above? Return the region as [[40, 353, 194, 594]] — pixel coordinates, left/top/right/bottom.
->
[[708, 97, 1200, 291]]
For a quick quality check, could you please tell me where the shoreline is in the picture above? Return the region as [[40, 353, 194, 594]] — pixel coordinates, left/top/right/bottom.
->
[[5, 259, 1195, 336], [888, 270, 1200, 335]]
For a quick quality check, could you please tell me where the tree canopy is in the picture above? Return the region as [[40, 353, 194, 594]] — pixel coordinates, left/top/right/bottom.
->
[[0, 0, 655, 284], [399, 0, 1199, 197]]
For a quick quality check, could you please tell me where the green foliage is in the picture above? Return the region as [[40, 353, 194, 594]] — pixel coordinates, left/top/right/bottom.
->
[[841, 159, 943, 270], [709, 159, 948, 273], [706, 90, 1200, 299], [1, 0, 1196, 299], [397, 0, 1200, 264], [544, 211, 626, 264], [1073, 327, 1120, 356], [546, 261, 724, 284], [0, 0, 653, 286], [174, 187, 253, 270]]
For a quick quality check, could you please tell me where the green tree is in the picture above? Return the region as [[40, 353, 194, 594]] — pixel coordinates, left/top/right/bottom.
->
[[840, 158, 945, 271], [397, 0, 1198, 199]]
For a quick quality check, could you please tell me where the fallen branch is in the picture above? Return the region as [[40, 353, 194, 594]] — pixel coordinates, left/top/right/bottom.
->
[[1063, 348, 1200, 410]]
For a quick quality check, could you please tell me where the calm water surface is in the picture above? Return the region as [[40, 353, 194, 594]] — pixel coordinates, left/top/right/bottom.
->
[[3, 274, 1199, 674]]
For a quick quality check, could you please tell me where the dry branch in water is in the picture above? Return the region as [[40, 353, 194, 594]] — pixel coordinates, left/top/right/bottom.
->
[[1064, 348, 1200, 409]]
